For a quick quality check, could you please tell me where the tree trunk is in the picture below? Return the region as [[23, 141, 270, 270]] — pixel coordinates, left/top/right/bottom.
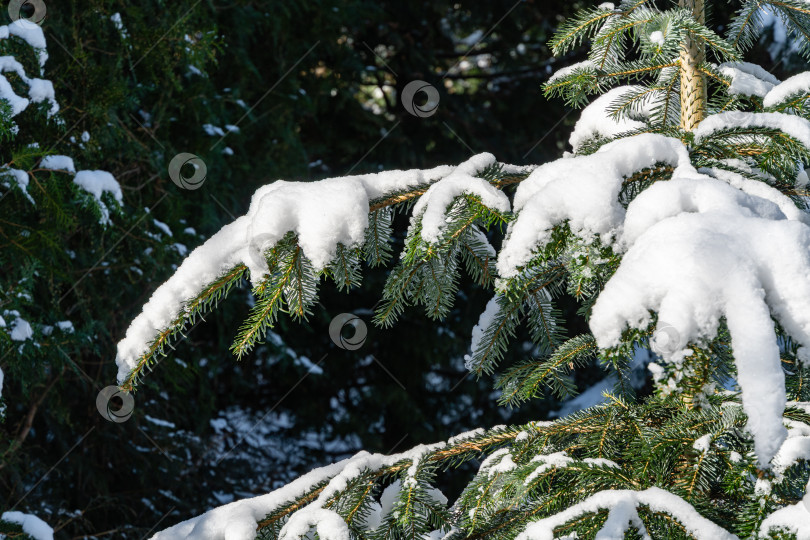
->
[[679, 0, 707, 131]]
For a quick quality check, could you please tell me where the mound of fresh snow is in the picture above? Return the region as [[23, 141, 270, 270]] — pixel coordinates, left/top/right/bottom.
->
[[590, 176, 810, 466], [497, 133, 695, 278], [567, 86, 651, 153], [1, 511, 54, 540]]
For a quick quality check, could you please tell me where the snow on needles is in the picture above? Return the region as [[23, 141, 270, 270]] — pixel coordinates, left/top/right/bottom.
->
[[151, 457, 358, 540], [0, 21, 58, 118], [116, 156, 497, 383], [717, 61, 779, 98], [589, 175, 810, 466], [567, 86, 650, 153], [693, 111, 810, 149], [516, 487, 737, 540], [760, 495, 810, 539], [1, 511, 54, 540], [152, 442, 447, 540], [466, 295, 501, 370], [493, 114, 810, 467], [411, 152, 509, 243], [497, 133, 696, 278], [764, 71, 810, 109]]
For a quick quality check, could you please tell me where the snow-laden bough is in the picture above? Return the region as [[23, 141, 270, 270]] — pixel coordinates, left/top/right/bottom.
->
[[515, 487, 737, 540], [150, 442, 448, 540], [115, 154, 503, 383], [590, 176, 810, 466], [497, 133, 696, 278]]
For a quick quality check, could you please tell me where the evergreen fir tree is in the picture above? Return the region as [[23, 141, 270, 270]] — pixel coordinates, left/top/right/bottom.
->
[[113, 0, 810, 538]]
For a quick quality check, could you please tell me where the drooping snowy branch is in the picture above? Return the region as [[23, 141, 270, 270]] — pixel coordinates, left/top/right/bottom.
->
[[590, 175, 810, 466], [116, 155, 507, 384]]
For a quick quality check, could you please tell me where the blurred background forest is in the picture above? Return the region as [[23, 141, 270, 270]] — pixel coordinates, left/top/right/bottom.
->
[[0, 0, 803, 537]]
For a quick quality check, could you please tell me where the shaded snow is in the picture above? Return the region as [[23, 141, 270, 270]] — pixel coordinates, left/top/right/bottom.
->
[[717, 62, 778, 98], [694, 111, 810, 149], [1, 511, 54, 540]]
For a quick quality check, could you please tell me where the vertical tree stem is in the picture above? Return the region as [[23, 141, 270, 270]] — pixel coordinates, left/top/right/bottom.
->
[[679, 0, 707, 131]]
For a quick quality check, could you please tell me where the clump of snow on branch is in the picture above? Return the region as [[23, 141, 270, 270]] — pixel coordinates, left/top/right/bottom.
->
[[760, 485, 810, 539], [515, 487, 737, 540], [700, 164, 810, 225], [764, 71, 810, 108], [567, 86, 651, 153], [280, 444, 438, 540], [717, 61, 779, 98], [0, 23, 47, 66], [496, 133, 695, 278], [546, 60, 594, 85], [411, 152, 509, 243], [465, 295, 501, 370], [0, 21, 57, 119], [1, 511, 54, 540], [693, 111, 810, 148], [40, 155, 75, 173], [522, 453, 574, 485], [35, 157, 122, 224], [72, 171, 123, 224], [152, 441, 447, 540], [1, 168, 33, 202], [116, 156, 500, 383], [648, 30, 665, 47], [590, 175, 810, 466]]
